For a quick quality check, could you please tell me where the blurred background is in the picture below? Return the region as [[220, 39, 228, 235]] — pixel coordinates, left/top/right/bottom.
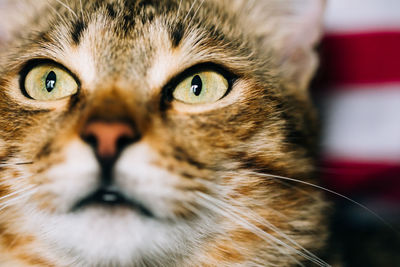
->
[[313, 0, 400, 265]]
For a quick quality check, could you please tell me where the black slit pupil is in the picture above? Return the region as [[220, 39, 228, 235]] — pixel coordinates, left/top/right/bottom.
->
[[46, 71, 57, 92], [191, 75, 202, 96]]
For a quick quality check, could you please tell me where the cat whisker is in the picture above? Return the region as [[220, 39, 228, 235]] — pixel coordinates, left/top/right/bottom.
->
[[191, 177, 328, 265], [79, 0, 84, 18], [189, 0, 205, 27], [53, 0, 78, 19], [0, 188, 37, 205], [183, 0, 199, 24], [0, 186, 38, 212], [0, 161, 33, 167], [176, 0, 183, 20], [45, 2, 71, 28], [0, 191, 38, 212], [0, 184, 36, 201], [202, 192, 331, 266], [223, 195, 329, 267], [0, 175, 30, 185], [0, 181, 23, 187], [194, 177, 289, 219], [195, 193, 305, 267], [180, 200, 272, 266], [244, 171, 398, 234], [195, 192, 330, 267]]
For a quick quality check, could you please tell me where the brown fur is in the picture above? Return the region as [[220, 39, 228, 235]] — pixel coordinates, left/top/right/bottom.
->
[[0, 0, 328, 266]]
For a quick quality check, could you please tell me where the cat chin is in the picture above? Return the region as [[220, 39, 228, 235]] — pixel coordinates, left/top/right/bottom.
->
[[29, 208, 197, 266]]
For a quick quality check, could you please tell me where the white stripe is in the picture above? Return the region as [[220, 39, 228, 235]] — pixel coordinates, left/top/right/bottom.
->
[[321, 84, 400, 162], [324, 0, 400, 33]]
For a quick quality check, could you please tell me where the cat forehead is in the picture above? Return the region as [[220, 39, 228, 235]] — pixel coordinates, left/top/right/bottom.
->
[[50, 0, 226, 52], [34, 0, 239, 89], [65, 14, 174, 89]]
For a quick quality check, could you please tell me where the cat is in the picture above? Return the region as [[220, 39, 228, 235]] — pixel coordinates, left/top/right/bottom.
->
[[0, 0, 328, 266]]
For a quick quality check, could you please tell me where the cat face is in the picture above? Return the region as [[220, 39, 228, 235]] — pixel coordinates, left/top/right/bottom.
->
[[0, 0, 327, 266]]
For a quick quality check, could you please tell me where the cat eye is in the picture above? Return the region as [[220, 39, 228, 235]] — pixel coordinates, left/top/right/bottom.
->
[[172, 71, 229, 104], [22, 63, 78, 101]]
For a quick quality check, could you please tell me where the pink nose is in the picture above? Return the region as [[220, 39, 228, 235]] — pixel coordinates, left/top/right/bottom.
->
[[82, 121, 136, 158]]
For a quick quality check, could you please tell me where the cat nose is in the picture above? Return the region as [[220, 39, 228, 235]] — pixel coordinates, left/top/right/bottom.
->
[[81, 121, 139, 159]]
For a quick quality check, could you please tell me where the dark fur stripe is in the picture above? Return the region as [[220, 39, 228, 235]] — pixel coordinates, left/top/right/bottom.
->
[[71, 18, 87, 44], [170, 22, 185, 47]]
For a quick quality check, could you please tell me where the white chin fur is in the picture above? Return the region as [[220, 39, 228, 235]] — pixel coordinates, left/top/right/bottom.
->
[[36, 209, 186, 266]]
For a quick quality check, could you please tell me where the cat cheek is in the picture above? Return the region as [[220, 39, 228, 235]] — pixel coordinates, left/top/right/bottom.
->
[[35, 139, 100, 213], [0, 139, 6, 158]]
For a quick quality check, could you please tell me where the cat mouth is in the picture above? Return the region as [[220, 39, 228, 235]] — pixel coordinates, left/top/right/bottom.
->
[[72, 187, 154, 217]]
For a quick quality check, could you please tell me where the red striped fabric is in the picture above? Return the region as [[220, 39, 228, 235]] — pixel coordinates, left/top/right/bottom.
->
[[317, 3, 400, 204], [322, 159, 400, 202], [320, 32, 400, 87]]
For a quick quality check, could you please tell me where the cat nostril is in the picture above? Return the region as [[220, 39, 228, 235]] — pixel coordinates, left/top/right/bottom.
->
[[83, 134, 98, 149], [116, 134, 140, 152], [81, 120, 138, 159]]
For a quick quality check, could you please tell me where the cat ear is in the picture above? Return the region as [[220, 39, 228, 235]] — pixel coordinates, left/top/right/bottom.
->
[[231, 0, 326, 91], [273, 0, 326, 92], [272, 0, 325, 53]]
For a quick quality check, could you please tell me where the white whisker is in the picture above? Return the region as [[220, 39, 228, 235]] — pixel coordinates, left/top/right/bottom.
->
[[176, 0, 183, 19], [0, 187, 37, 212], [195, 192, 331, 266], [0, 177, 28, 186], [183, 0, 199, 24], [188, 0, 205, 27], [53, 0, 77, 18], [45, 2, 70, 27], [194, 177, 289, 219], [224, 195, 329, 267], [0, 185, 35, 201], [244, 171, 397, 233], [200, 192, 330, 266], [0, 188, 37, 206], [79, 0, 83, 18]]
